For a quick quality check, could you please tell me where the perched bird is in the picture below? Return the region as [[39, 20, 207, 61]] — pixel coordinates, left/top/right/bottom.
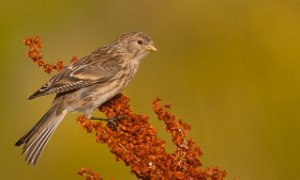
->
[[15, 32, 157, 165]]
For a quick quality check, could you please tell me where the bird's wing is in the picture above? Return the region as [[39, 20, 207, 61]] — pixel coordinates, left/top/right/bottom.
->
[[28, 51, 121, 99]]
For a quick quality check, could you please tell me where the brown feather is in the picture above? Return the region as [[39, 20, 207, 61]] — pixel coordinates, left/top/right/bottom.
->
[[28, 52, 121, 99]]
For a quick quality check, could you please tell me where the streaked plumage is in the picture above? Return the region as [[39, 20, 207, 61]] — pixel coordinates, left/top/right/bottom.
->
[[15, 32, 157, 165]]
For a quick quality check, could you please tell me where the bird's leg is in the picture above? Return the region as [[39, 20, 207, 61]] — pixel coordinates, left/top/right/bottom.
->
[[91, 115, 126, 130], [91, 116, 118, 127]]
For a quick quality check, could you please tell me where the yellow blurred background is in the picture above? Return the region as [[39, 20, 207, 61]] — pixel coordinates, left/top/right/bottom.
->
[[1, 0, 300, 179]]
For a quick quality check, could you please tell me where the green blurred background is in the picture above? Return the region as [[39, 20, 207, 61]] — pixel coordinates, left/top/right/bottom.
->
[[1, 0, 300, 179]]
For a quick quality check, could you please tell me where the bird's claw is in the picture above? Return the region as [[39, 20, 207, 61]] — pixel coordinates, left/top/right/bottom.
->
[[91, 115, 125, 130], [106, 118, 118, 130]]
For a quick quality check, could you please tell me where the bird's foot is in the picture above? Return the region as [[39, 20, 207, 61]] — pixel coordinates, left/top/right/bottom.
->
[[91, 115, 125, 130]]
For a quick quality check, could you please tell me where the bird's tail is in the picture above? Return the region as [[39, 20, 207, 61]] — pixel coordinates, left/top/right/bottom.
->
[[15, 104, 67, 165]]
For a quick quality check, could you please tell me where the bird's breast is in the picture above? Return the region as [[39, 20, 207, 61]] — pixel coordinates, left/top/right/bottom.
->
[[62, 61, 140, 113]]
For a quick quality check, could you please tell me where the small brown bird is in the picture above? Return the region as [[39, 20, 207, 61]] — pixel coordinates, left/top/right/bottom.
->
[[15, 32, 157, 165]]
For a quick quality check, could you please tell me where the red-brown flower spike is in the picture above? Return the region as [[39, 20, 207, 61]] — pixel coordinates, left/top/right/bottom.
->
[[24, 36, 77, 74], [71, 56, 78, 63], [56, 60, 64, 72], [78, 168, 102, 180], [77, 95, 227, 179]]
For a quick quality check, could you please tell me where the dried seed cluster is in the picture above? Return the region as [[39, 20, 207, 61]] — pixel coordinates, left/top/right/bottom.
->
[[24, 36, 77, 73], [78, 168, 102, 180], [77, 95, 226, 180]]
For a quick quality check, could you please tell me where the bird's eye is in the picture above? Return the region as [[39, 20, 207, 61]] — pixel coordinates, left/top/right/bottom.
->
[[137, 40, 143, 45]]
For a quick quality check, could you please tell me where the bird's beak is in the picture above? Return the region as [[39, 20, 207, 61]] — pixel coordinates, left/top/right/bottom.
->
[[146, 45, 158, 52]]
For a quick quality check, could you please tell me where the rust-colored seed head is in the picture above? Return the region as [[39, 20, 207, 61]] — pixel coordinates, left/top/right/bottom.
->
[[78, 168, 102, 180], [77, 95, 226, 179], [23, 36, 76, 74]]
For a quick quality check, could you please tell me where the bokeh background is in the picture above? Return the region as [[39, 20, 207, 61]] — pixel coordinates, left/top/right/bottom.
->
[[1, 0, 300, 179]]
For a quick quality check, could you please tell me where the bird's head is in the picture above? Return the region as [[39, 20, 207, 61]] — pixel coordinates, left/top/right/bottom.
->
[[115, 32, 157, 60]]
